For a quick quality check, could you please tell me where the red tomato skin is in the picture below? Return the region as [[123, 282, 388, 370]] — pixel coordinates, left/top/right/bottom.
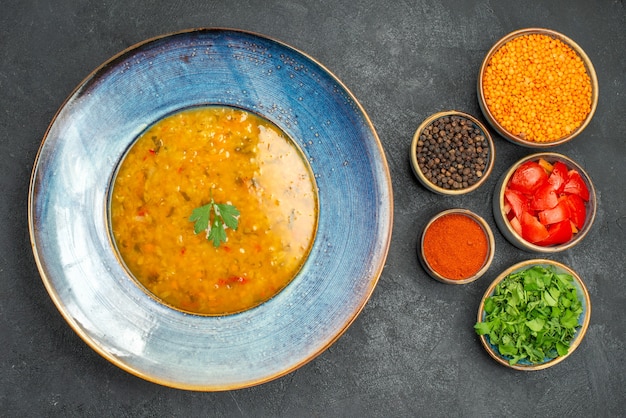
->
[[563, 170, 590, 201], [547, 161, 569, 194], [520, 211, 550, 243], [530, 183, 559, 211], [505, 159, 591, 246], [508, 161, 549, 195], [538, 199, 571, 225], [504, 188, 529, 220], [565, 194, 587, 230], [538, 219, 574, 246], [509, 216, 523, 236]]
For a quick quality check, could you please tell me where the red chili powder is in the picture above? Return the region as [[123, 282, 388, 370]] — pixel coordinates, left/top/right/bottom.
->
[[422, 213, 489, 280]]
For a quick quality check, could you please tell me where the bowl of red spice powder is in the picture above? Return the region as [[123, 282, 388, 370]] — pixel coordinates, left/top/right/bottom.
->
[[477, 28, 598, 147], [419, 208, 495, 284]]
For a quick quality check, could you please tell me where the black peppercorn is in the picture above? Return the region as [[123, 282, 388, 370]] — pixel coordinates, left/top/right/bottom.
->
[[416, 115, 490, 191]]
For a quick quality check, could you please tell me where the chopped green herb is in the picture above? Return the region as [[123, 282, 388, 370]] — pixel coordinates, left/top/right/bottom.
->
[[189, 196, 240, 248], [474, 265, 583, 365]]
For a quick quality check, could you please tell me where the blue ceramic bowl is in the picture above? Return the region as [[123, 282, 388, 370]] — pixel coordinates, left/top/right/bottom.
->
[[476, 259, 591, 370], [29, 29, 393, 390]]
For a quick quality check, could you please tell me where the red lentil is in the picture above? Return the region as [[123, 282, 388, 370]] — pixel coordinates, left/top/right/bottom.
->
[[482, 33, 592, 142]]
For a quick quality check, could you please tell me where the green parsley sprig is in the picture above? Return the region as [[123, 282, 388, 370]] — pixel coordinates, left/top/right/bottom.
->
[[189, 195, 240, 248]]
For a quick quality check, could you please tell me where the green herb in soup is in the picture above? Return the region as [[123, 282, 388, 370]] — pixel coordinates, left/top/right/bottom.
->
[[189, 194, 240, 248]]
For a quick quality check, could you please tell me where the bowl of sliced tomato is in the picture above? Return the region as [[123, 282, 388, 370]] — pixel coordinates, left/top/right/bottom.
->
[[493, 152, 596, 252]]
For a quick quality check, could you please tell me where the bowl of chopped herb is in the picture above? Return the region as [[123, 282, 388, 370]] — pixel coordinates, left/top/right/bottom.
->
[[478, 28, 598, 147], [410, 110, 495, 195], [475, 259, 591, 370]]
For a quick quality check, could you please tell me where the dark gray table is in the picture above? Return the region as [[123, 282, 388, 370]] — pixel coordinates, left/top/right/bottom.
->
[[2, 1, 625, 416]]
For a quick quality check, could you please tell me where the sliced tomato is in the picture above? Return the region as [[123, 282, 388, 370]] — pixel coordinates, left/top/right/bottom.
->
[[564, 194, 587, 230], [530, 183, 559, 211], [503, 201, 513, 219], [563, 170, 590, 201], [505, 159, 590, 247], [504, 188, 529, 220], [508, 161, 549, 195], [547, 161, 569, 194], [538, 199, 571, 225], [537, 219, 574, 246], [520, 211, 550, 243], [509, 216, 523, 236], [537, 158, 554, 174]]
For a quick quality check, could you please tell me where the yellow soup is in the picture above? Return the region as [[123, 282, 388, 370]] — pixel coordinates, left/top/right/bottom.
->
[[110, 106, 318, 315]]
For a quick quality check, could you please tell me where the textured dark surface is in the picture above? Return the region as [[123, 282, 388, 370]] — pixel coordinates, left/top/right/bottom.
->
[[2, 0, 625, 416]]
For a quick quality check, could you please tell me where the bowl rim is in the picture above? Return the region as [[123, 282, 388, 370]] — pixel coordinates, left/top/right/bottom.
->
[[476, 259, 591, 370], [409, 110, 495, 195], [477, 27, 599, 148], [418, 208, 495, 284], [495, 152, 597, 253]]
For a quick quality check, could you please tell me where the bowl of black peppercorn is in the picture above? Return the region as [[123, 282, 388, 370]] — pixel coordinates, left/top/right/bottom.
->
[[410, 110, 495, 195]]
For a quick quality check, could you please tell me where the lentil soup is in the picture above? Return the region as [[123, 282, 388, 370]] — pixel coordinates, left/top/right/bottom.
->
[[109, 106, 318, 315]]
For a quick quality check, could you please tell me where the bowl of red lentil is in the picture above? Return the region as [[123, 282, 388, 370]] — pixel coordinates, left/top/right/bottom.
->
[[410, 111, 495, 195], [478, 28, 598, 147], [494, 152, 597, 253], [418, 208, 495, 284]]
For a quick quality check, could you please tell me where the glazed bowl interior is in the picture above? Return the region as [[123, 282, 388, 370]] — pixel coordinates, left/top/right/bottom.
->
[[476, 259, 591, 370], [477, 28, 598, 148], [493, 152, 596, 253], [410, 110, 495, 195]]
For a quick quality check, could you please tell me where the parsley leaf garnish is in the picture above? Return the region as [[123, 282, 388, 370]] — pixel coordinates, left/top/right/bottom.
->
[[189, 197, 240, 248]]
